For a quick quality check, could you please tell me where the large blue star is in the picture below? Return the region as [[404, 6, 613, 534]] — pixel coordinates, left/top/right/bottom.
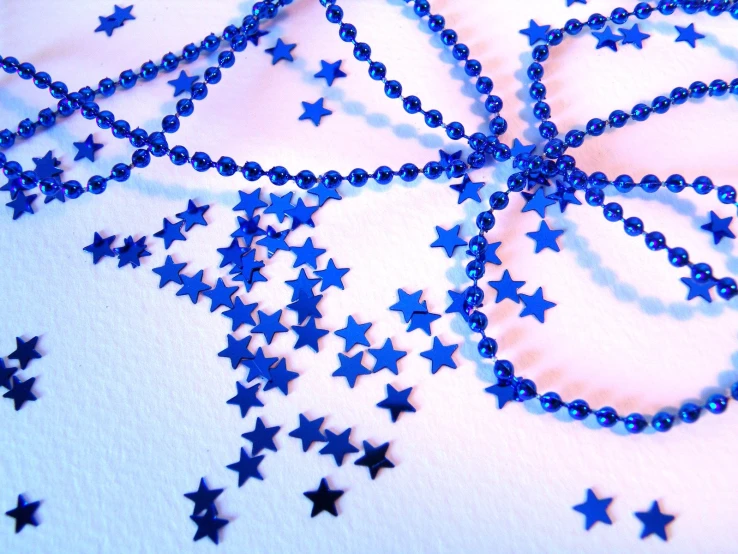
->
[[176, 199, 209, 230], [431, 224, 466, 257], [95, 15, 120, 37], [263, 358, 299, 395], [299, 98, 332, 127], [292, 317, 329, 352], [190, 508, 228, 544], [222, 297, 258, 331], [251, 310, 288, 344], [285, 198, 319, 229], [184, 478, 223, 515], [3, 376, 37, 410], [226, 382, 263, 418], [5, 494, 40, 533], [510, 138, 536, 157], [153, 217, 186, 249], [291, 237, 326, 269], [265, 38, 296, 64], [592, 25, 622, 52], [420, 337, 458, 374], [242, 417, 280, 455], [244, 348, 278, 382], [256, 226, 290, 258], [176, 269, 211, 303], [303, 479, 343, 518], [202, 278, 238, 312], [489, 270, 526, 303], [377, 384, 416, 422], [701, 211, 734, 244], [233, 188, 267, 218], [485, 380, 516, 409], [526, 220, 564, 253], [573, 489, 613, 530], [522, 187, 556, 218], [83, 232, 116, 264], [226, 447, 264, 485], [619, 23, 650, 49], [264, 192, 294, 222], [354, 441, 394, 479], [519, 20, 550, 46], [114, 235, 151, 268], [450, 174, 483, 204], [285, 268, 321, 300], [681, 277, 715, 302], [6, 192, 36, 220], [287, 292, 323, 324], [334, 315, 371, 352], [389, 289, 427, 323], [217, 239, 247, 268], [675, 23, 705, 48], [111, 5, 135, 25], [319, 428, 359, 465], [407, 311, 441, 335], [332, 351, 371, 388], [308, 183, 342, 206], [519, 287, 556, 322], [218, 334, 254, 369], [315, 259, 349, 291], [152, 255, 186, 288], [289, 414, 327, 452], [167, 70, 200, 97], [367, 338, 407, 374], [8, 336, 41, 369], [314, 59, 347, 86], [634, 501, 675, 541], [73, 134, 104, 162]]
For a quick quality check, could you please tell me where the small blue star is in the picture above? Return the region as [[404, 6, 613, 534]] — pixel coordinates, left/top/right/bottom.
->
[[319, 428, 359, 465], [0, 360, 17, 389], [519, 287, 556, 322], [217, 239, 247, 268], [1, 174, 24, 199], [111, 5, 135, 25], [231, 249, 265, 282], [445, 290, 467, 316], [314, 59, 347, 86], [184, 478, 223, 515], [3, 376, 37, 410], [222, 297, 258, 331], [389, 289, 427, 323], [567, 0, 587, 5], [485, 241, 502, 265], [95, 15, 120, 36], [176, 269, 211, 303], [292, 317, 329, 352], [287, 292, 323, 324], [218, 334, 254, 369], [226, 382, 263, 418], [285, 268, 321, 300], [510, 138, 536, 157], [231, 215, 265, 247], [264, 192, 294, 222], [6, 192, 36, 220], [190, 508, 228, 545], [256, 226, 291, 258], [226, 446, 264, 486], [152, 255, 187, 288], [233, 188, 267, 218], [619, 23, 650, 49], [592, 25, 622, 51], [635, 501, 675, 541], [73, 134, 103, 162], [526, 220, 564, 253], [246, 27, 269, 46], [83, 232, 116, 264], [167, 70, 200, 97], [289, 414, 327, 452], [251, 310, 288, 344], [8, 336, 41, 369], [408, 311, 441, 336], [368, 338, 407, 374], [335, 315, 372, 352], [519, 20, 551, 46], [202, 278, 238, 312], [285, 198, 319, 229], [263, 358, 298, 395], [485, 381, 516, 408], [431, 224, 466, 257], [438, 149, 462, 169], [573, 489, 613, 531], [315, 259, 349, 291], [291, 237, 326, 269], [244, 348, 278, 382], [242, 417, 280, 455], [675, 23, 705, 48], [701, 211, 734, 244], [299, 98, 332, 127], [176, 199, 209, 230], [377, 384, 416, 422], [304, 479, 343, 518], [681, 277, 715, 302], [114, 236, 151, 268], [522, 187, 556, 218], [153, 217, 186, 249], [420, 337, 458, 374], [265, 38, 296, 64], [450, 174, 484, 204], [308, 183, 342, 206], [547, 181, 581, 212], [489, 270, 526, 303], [354, 441, 394, 479], [5, 495, 40, 533], [333, 351, 371, 388]]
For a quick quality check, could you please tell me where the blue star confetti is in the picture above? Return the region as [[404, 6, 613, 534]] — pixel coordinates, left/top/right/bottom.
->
[[519, 20, 550, 46], [287, 292, 323, 324], [354, 441, 394, 480], [5, 495, 40, 533], [488, 270, 526, 303], [431, 225, 466, 257], [264, 192, 294, 222], [304, 478, 343, 518], [233, 188, 267, 218], [299, 98, 332, 126], [510, 138, 536, 157], [681, 277, 715, 302], [257, 226, 291, 258], [332, 351, 371, 388], [226, 382, 263, 418], [308, 183, 342, 206], [619, 24, 650, 49], [675, 23, 705, 48], [115, 235, 151, 268], [438, 149, 461, 169], [314, 60, 347, 86], [407, 311, 441, 335], [226, 447, 264, 486], [263, 358, 298, 395], [522, 188, 556, 218], [526, 220, 564, 253], [32, 151, 63, 180], [6, 192, 36, 220], [368, 338, 407, 374], [176, 200, 209, 231], [292, 318, 329, 352], [153, 218, 186, 249], [420, 337, 458, 374], [335, 315, 371, 352], [217, 239, 247, 268], [251, 310, 288, 344], [184, 478, 223, 516], [286, 199, 319, 230], [222, 297, 258, 331], [176, 269, 211, 303], [3, 376, 37, 410], [203, 278, 238, 312], [245, 348, 277, 382], [592, 26, 622, 51], [289, 414, 327, 452], [242, 417, 280, 455], [315, 259, 349, 291], [484, 241, 502, 265], [152, 255, 187, 288], [190, 508, 228, 544], [519, 287, 556, 322], [218, 335, 254, 369], [547, 181, 581, 213], [291, 237, 326, 269], [168, 70, 200, 96], [265, 38, 296, 64], [319, 428, 359, 466], [83, 232, 116, 264], [377, 385, 416, 422], [390, 289, 427, 323], [701, 211, 734, 244], [8, 336, 41, 369], [450, 174, 483, 204], [285, 268, 321, 300], [485, 381, 516, 409], [635, 501, 675, 541], [0, 360, 17, 389], [73, 134, 104, 162], [573, 489, 613, 530]]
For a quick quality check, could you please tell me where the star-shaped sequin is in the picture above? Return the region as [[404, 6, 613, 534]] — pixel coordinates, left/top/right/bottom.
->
[[332, 351, 371, 388], [263, 358, 299, 395], [354, 441, 394, 479], [511, 138, 536, 157], [202, 278, 238, 312], [176, 269, 211, 303], [218, 334, 254, 369], [573, 489, 613, 531], [292, 317, 329, 352], [438, 149, 462, 169], [222, 297, 258, 331], [168, 70, 200, 96], [304, 478, 343, 518], [95, 15, 120, 36], [315, 259, 349, 291], [32, 151, 63, 180], [6, 192, 36, 220], [334, 316, 371, 352], [547, 181, 581, 212], [264, 192, 294, 222], [522, 187, 556, 218], [445, 290, 467, 316], [287, 292, 323, 324], [681, 277, 715, 302], [152, 255, 186, 288], [73, 134, 103, 162], [153, 217, 186, 249], [619, 23, 650, 49], [526, 220, 564, 253], [420, 337, 458, 374], [244, 348, 278, 382], [251, 310, 288, 344], [319, 428, 359, 466], [265, 38, 296, 64], [3, 376, 37, 410], [675, 23, 704, 48], [226, 447, 264, 486], [450, 174, 483, 204], [285, 268, 321, 301], [114, 235, 151, 268], [431, 225, 466, 257], [701, 211, 734, 244], [291, 237, 326, 269], [8, 336, 41, 369], [519, 287, 556, 322], [368, 338, 407, 374], [184, 478, 223, 515], [635, 501, 675, 541], [519, 20, 550, 46], [289, 414, 327, 451], [233, 188, 267, 218], [285, 199, 319, 230], [242, 417, 280, 455], [299, 98, 332, 126], [377, 384, 415, 422], [83, 232, 116, 264], [489, 270, 526, 303], [407, 311, 441, 335], [226, 382, 263, 418], [308, 183, 342, 206], [390, 289, 427, 323], [485, 241, 502, 265], [232, 215, 266, 247], [485, 380, 516, 408], [217, 239, 247, 268], [5, 495, 40, 533], [176, 200, 209, 230], [190, 508, 228, 544], [314, 59, 347, 86], [592, 25, 622, 51], [111, 4, 135, 25]]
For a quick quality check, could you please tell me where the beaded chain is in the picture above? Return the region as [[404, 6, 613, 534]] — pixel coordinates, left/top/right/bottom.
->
[[2, 0, 738, 435]]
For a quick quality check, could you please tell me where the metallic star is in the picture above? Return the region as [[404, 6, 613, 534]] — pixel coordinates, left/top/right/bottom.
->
[[114, 235, 151, 268], [222, 297, 258, 331], [420, 337, 458, 374], [167, 70, 200, 97], [299, 97, 332, 127], [334, 315, 371, 352], [6, 192, 36, 220], [519, 287, 556, 322], [190, 508, 228, 544], [488, 270, 526, 303], [681, 277, 715, 303], [251, 310, 288, 344], [285, 268, 321, 301], [5, 495, 40, 533], [377, 384, 416, 422], [519, 20, 551, 46], [634, 501, 675, 541], [314, 59, 347, 86], [202, 278, 238, 312], [450, 174, 483, 204], [354, 441, 394, 480], [226, 382, 263, 418], [265, 38, 296, 64], [431, 224, 466, 257], [152, 255, 187, 288], [315, 259, 349, 291], [389, 289, 427, 323], [8, 336, 41, 369], [701, 211, 735, 244], [289, 414, 327, 452], [367, 338, 407, 374], [153, 217, 186, 249], [184, 478, 223, 515], [176, 199, 209, 230], [287, 291, 323, 324], [291, 317, 329, 352], [226, 447, 264, 486], [3, 376, 37, 410], [242, 417, 280, 455], [319, 428, 359, 466], [73, 134, 103, 162], [218, 334, 254, 369], [592, 25, 622, 52], [619, 23, 650, 49], [83, 232, 116, 264], [675, 23, 705, 48], [332, 351, 371, 388], [303, 478, 343, 518], [176, 269, 211, 303], [573, 489, 613, 531], [291, 237, 326, 269], [526, 220, 564, 253], [263, 358, 299, 395], [521, 187, 556, 218], [233, 188, 267, 218]]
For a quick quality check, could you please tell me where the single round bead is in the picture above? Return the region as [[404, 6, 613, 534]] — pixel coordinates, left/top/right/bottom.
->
[[63, 180, 84, 199], [651, 411, 674, 432], [452, 44, 469, 61], [665, 174, 686, 193], [425, 109, 443, 128], [39, 178, 60, 196], [693, 176, 714, 195], [162, 115, 180, 133], [539, 121, 558, 140], [614, 174, 635, 193], [319, 170, 341, 189], [441, 29, 458, 46], [384, 80, 402, 99], [564, 18, 583, 35], [568, 399, 591, 420], [494, 360, 514, 380], [586, 118, 606, 136], [129, 128, 148, 148], [603, 202, 623, 222], [468, 311, 488, 333], [485, 95, 503, 113], [176, 99, 195, 117], [490, 191, 509, 210], [705, 394, 728, 414], [339, 23, 357, 41], [112, 120, 131, 139], [565, 130, 585, 148], [403, 95, 421, 114], [670, 86, 689, 104], [624, 413, 648, 434], [423, 161, 443, 180], [169, 146, 189, 166], [86, 175, 107, 194], [477, 336, 498, 358], [691, 263, 713, 283], [476, 211, 495, 231], [398, 163, 419, 182], [652, 95, 671, 114], [690, 81, 709, 98], [492, 143, 511, 162], [611, 7, 630, 23], [447, 160, 467, 179], [516, 379, 537, 401], [368, 62, 386, 80], [667, 247, 690, 267], [540, 392, 563, 413], [623, 217, 644, 237], [717, 277, 738, 300], [160, 52, 179, 71], [532, 45, 549, 62], [476, 76, 493, 94], [325, 4, 343, 22], [489, 116, 507, 136], [20, 171, 38, 190], [348, 168, 369, 187], [717, 185, 736, 204], [464, 285, 484, 307], [3, 161, 21, 178], [33, 71, 51, 89], [242, 161, 263, 181], [679, 402, 702, 423], [17, 119, 36, 138], [119, 70, 137, 89], [268, 166, 290, 186], [640, 174, 661, 193], [587, 13, 607, 29], [49, 81, 69, 99], [585, 189, 604, 206], [374, 166, 394, 185], [16, 62, 35, 79], [216, 156, 237, 177], [191, 83, 208, 100], [353, 42, 371, 61], [110, 163, 131, 182], [295, 170, 317, 189], [428, 14, 445, 32], [131, 149, 151, 168], [645, 231, 666, 251], [595, 407, 619, 427], [465, 260, 485, 280], [446, 122, 465, 140], [96, 110, 115, 129], [527, 62, 543, 81]]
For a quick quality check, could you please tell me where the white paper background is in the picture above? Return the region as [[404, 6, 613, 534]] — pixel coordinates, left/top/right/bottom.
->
[[2, 1, 738, 552]]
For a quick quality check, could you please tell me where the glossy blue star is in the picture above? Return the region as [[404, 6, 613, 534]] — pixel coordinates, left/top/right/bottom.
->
[[485, 241, 502, 265], [231, 215, 266, 247], [264, 192, 294, 222], [319, 428, 359, 465], [332, 351, 371, 388], [226, 446, 264, 485], [592, 25, 622, 51], [547, 181, 581, 212], [1, 174, 24, 199], [202, 278, 238, 312], [5, 495, 40, 533], [285, 268, 321, 301], [485, 380, 516, 408], [292, 317, 329, 352], [519, 287, 556, 322], [233, 188, 267, 218], [445, 290, 466, 316], [431, 224, 466, 257], [246, 27, 269, 46], [308, 183, 342, 206], [218, 334, 254, 369], [3, 376, 37, 410], [289, 414, 327, 451], [335, 316, 371, 352], [33, 151, 62, 179], [176, 269, 211, 303], [83, 232, 116, 264], [184, 478, 223, 515], [527, 220, 564, 253], [291, 237, 326, 269], [368, 338, 407, 374], [681, 277, 715, 302], [635, 501, 675, 541], [675, 23, 704, 48], [519, 19, 551, 46], [95, 15, 120, 36], [573, 489, 613, 531], [299, 98, 332, 126], [522, 187, 556, 218], [111, 5, 135, 25], [217, 239, 247, 268], [407, 311, 441, 335], [231, 249, 265, 282], [450, 174, 483, 204], [242, 417, 280, 455], [167, 70, 200, 97], [354, 441, 394, 480], [8, 336, 41, 369], [314, 59, 347, 86], [152, 255, 186, 288], [190, 508, 228, 544], [73, 134, 103, 162], [265, 38, 296, 64], [438, 149, 462, 169], [251, 310, 287, 344], [176, 200, 209, 230], [315, 259, 349, 291], [6, 192, 36, 220], [287, 292, 323, 324], [0, 360, 17, 390], [489, 270, 526, 303], [42, 185, 66, 205], [256, 226, 290, 258], [222, 297, 258, 331], [285, 198, 319, 230], [389, 289, 427, 323], [510, 138, 536, 157], [226, 382, 263, 418], [244, 348, 278, 382], [701, 211, 735, 244], [420, 337, 458, 374], [304, 479, 343, 518], [263, 358, 299, 395], [114, 235, 151, 268], [377, 384, 416, 422], [153, 217, 186, 249], [619, 23, 650, 49]]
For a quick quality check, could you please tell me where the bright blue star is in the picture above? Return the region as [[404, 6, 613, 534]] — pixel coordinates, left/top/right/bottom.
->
[[407, 311, 441, 335], [190, 508, 228, 545], [202, 278, 238, 312], [73, 134, 103, 162], [368, 338, 407, 374], [176, 269, 211, 303], [8, 336, 41, 369], [256, 226, 290, 258], [184, 478, 223, 515], [289, 414, 327, 451], [526, 220, 564, 253], [519, 287, 556, 322], [226, 382, 263, 418], [389, 289, 427, 323], [246, 27, 269, 46], [489, 270, 526, 303], [485, 241, 502, 265], [83, 232, 116, 264], [438, 149, 462, 169], [233, 188, 267, 218], [485, 381, 516, 408], [242, 417, 280, 455], [291, 317, 329, 352], [176, 199, 209, 230], [226, 446, 264, 485], [566, 0, 587, 5], [6, 192, 36, 220], [299, 98, 332, 127], [619, 23, 650, 49], [675, 23, 705, 48], [111, 4, 135, 24], [5, 494, 40, 533], [265, 38, 296, 64], [319, 428, 359, 465], [291, 237, 326, 269], [314, 59, 347, 86], [153, 217, 186, 249], [377, 384, 416, 422], [681, 277, 715, 302], [285, 198, 319, 229], [354, 441, 394, 479], [315, 259, 349, 291], [445, 290, 466, 316], [335, 316, 372, 352], [217, 239, 247, 268], [701, 211, 734, 244], [222, 297, 258, 331], [522, 187, 556, 218], [308, 183, 342, 206], [264, 192, 294, 222], [592, 25, 622, 51], [94, 15, 120, 36], [218, 334, 254, 369], [573, 489, 613, 531], [167, 70, 200, 96], [450, 174, 484, 204], [114, 235, 151, 268], [285, 268, 321, 301], [251, 310, 288, 344], [152, 255, 186, 288], [287, 291, 323, 324], [231, 215, 265, 246], [3, 376, 37, 410], [244, 347, 278, 382], [519, 20, 551, 46], [263, 358, 298, 395], [420, 337, 458, 374], [332, 351, 371, 388], [634, 501, 675, 541], [431, 224, 466, 257], [510, 138, 536, 157], [547, 181, 581, 213]]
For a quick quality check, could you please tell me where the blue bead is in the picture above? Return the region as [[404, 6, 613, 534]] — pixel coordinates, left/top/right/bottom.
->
[[693, 176, 714, 195], [603, 202, 623, 222], [131, 149, 151, 168], [540, 392, 562, 412], [623, 217, 644, 237], [587, 13, 607, 29], [148, 132, 169, 157], [170, 146, 189, 165], [204, 67, 221, 84], [2, 160, 20, 178], [667, 247, 689, 267], [38, 178, 58, 196], [17, 119, 36, 138], [611, 7, 630, 23], [110, 163, 131, 182], [652, 96, 671, 114], [17, 62, 35, 79], [586, 118, 606, 136], [176, 99, 194, 117], [546, 28, 564, 45], [644, 231, 666, 251], [533, 102, 551, 121], [527, 62, 544, 81], [492, 143, 511, 161], [468, 235, 487, 257], [268, 166, 290, 185], [161, 52, 179, 71], [465, 260, 485, 280], [218, 51, 235, 68], [543, 139, 564, 159], [216, 156, 237, 177], [477, 336, 497, 358], [568, 399, 591, 420], [609, 110, 629, 128], [162, 115, 180, 133], [634, 2, 653, 18], [624, 413, 648, 433], [532, 45, 549, 62], [452, 44, 469, 60], [423, 161, 443, 180], [398, 163, 419, 182], [414, 0, 430, 16], [384, 80, 402, 98], [242, 162, 263, 181], [403, 95, 421, 114], [556, 155, 575, 174], [339, 23, 357, 42], [465, 59, 482, 77], [516, 379, 537, 401], [86, 175, 107, 194], [494, 360, 514, 380], [80, 102, 99, 120], [63, 180, 84, 199], [446, 122, 465, 140], [119, 69, 138, 89], [464, 285, 484, 306], [564, 18, 583, 35], [374, 166, 394, 185], [652, 411, 674, 432], [670, 86, 689, 104], [640, 174, 661, 193], [614, 174, 635, 193], [705, 394, 728, 414], [658, 0, 678, 14], [468, 311, 488, 333], [202, 34, 220, 52], [428, 14, 445, 32], [348, 168, 369, 186], [539, 122, 558, 140], [490, 191, 509, 210], [98, 77, 116, 97], [425, 109, 443, 128], [476, 76, 493, 94], [191, 83, 208, 100], [485, 95, 503, 113], [326, 5, 343, 22], [295, 170, 317, 189], [689, 81, 709, 98], [468, 133, 487, 152], [353, 42, 371, 61], [595, 406, 619, 427], [632, 103, 651, 121], [33, 71, 51, 89], [476, 211, 495, 231], [49, 81, 68, 99], [717, 185, 736, 204], [665, 174, 686, 193], [96, 110, 114, 129], [585, 189, 604, 206], [679, 402, 701, 423], [368, 61, 386, 81], [717, 277, 738, 300], [441, 29, 458, 46], [565, 130, 585, 147], [488, 116, 507, 136], [20, 171, 38, 189], [140, 61, 159, 81], [1, 56, 18, 73], [223, 24, 239, 40], [691, 263, 713, 283], [112, 120, 131, 139]]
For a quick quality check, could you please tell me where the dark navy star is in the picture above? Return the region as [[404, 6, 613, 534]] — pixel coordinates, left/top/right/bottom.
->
[[251, 310, 287, 344], [4, 376, 37, 410], [335, 315, 371, 351], [315, 259, 349, 291], [244, 348, 278, 382], [701, 211, 734, 244], [573, 489, 613, 531], [190, 508, 228, 544], [217, 239, 247, 268], [285, 268, 321, 301], [83, 232, 116, 264], [168, 70, 199, 96], [681, 277, 715, 302], [619, 23, 650, 49], [292, 317, 329, 352], [354, 441, 394, 480], [184, 478, 223, 515], [519, 20, 550, 46], [226, 447, 264, 486], [233, 188, 267, 218], [264, 358, 299, 395], [485, 380, 516, 408], [635, 501, 675, 541], [304, 479, 343, 518], [203, 278, 238, 312], [222, 297, 258, 331], [256, 226, 290, 258], [287, 291, 323, 324], [407, 311, 441, 335], [218, 334, 254, 369], [176, 270, 211, 303], [314, 60, 347, 86], [289, 414, 327, 451], [8, 336, 41, 369], [445, 289, 466, 316], [332, 352, 371, 388], [510, 138, 536, 157], [231, 215, 266, 247], [1, 174, 24, 199], [299, 98, 332, 126], [114, 235, 151, 268], [176, 199, 209, 230], [485, 241, 502, 265], [291, 237, 326, 269], [547, 181, 581, 212], [368, 338, 407, 374], [390, 289, 427, 323], [43, 185, 66, 205], [489, 270, 526, 303], [95, 15, 120, 36], [73, 134, 103, 162], [522, 187, 556, 218], [420, 337, 458, 374], [308, 183, 342, 206], [450, 174, 484, 204], [377, 385, 416, 422], [431, 225, 466, 257], [153, 217, 186, 249], [5, 495, 40, 533], [319, 428, 359, 466], [527, 220, 564, 253], [265, 38, 296, 64], [226, 382, 263, 418], [32, 151, 63, 180], [593, 25, 622, 51], [242, 417, 280, 455], [675, 23, 705, 48], [285, 198, 319, 229], [0, 360, 17, 389], [264, 192, 294, 222], [438, 149, 462, 170], [152, 255, 186, 288], [6, 192, 36, 220], [519, 287, 556, 322]]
